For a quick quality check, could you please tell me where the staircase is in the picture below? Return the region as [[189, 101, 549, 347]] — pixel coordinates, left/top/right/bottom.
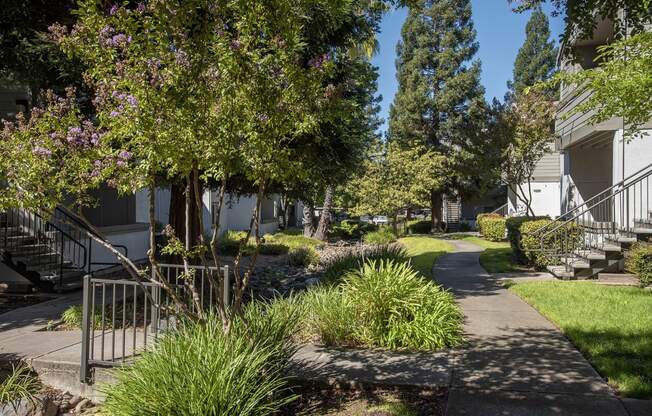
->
[[530, 162, 652, 281], [0, 207, 126, 292]]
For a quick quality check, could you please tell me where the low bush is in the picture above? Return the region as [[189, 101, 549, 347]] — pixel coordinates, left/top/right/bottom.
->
[[302, 259, 463, 351], [626, 243, 652, 287], [320, 243, 409, 283], [0, 365, 40, 408], [60, 303, 139, 330], [363, 227, 397, 245], [519, 219, 582, 268], [101, 301, 299, 416], [258, 243, 289, 255], [505, 216, 549, 261], [287, 246, 319, 268], [479, 217, 506, 241], [330, 220, 377, 240], [476, 213, 502, 236], [217, 230, 252, 256], [407, 220, 431, 234]]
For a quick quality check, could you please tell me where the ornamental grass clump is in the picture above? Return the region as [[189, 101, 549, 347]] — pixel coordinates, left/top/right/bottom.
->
[[101, 301, 300, 416], [303, 259, 463, 351], [362, 227, 397, 245], [0, 365, 40, 410], [320, 242, 409, 283]]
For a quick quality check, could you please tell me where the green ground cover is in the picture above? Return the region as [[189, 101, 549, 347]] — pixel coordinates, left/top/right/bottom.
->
[[510, 281, 652, 398]]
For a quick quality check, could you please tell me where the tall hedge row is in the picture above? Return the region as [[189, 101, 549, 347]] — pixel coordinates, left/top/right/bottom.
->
[[510, 217, 582, 269]]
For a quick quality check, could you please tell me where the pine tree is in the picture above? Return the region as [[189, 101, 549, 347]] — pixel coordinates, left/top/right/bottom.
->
[[506, 7, 557, 100], [388, 0, 486, 231]]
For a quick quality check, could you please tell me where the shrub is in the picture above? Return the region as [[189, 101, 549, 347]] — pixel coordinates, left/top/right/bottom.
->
[[479, 217, 506, 242], [505, 216, 549, 261], [330, 220, 377, 240], [476, 212, 502, 236], [302, 259, 463, 351], [407, 220, 431, 234], [263, 232, 320, 250], [519, 219, 582, 269], [258, 243, 289, 255], [217, 230, 253, 256], [287, 246, 319, 267], [0, 365, 40, 408], [363, 227, 397, 245], [626, 243, 652, 287], [101, 302, 299, 416], [319, 242, 409, 283]]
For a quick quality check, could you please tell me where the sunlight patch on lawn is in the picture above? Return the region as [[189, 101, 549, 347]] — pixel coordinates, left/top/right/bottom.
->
[[399, 236, 454, 278]]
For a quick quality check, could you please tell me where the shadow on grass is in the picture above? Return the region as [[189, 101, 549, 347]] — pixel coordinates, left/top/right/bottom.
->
[[411, 251, 448, 278], [478, 247, 528, 274], [563, 327, 652, 399]]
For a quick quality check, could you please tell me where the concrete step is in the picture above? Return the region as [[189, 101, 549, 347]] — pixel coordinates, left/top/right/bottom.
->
[[588, 242, 622, 253], [8, 243, 51, 256], [546, 265, 574, 280], [14, 252, 61, 267], [597, 273, 640, 286], [0, 226, 27, 237], [605, 234, 637, 245], [562, 256, 590, 270], [39, 269, 86, 291]]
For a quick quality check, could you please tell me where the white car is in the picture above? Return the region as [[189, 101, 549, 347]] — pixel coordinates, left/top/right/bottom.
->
[[372, 215, 389, 224]]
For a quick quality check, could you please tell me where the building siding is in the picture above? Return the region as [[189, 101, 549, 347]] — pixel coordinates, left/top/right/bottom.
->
[[531, 151, 561, 182]]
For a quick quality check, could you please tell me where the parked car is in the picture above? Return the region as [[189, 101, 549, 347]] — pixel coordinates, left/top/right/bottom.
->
[[360, 215, 373, 223], [372, 215, 389, 225]]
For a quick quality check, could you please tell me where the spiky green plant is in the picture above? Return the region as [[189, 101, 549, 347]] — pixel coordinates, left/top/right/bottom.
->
[[303, 259, 463, 351], [0, 365, 40, 409], [100, 301, 300, 416]]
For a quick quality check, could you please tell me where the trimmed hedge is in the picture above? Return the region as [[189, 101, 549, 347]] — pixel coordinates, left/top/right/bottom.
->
[[626, 243, 652, 287], [330, 219, 377, 240], [476, 213, 505, 241], [519, 219, 582, 269], [408, 220, 431, 234], [506, 216, 549, 262]]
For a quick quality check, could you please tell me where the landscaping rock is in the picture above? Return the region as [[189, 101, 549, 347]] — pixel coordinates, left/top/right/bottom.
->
[[0, 395, 57, 416], [74, 399, 90, 414]]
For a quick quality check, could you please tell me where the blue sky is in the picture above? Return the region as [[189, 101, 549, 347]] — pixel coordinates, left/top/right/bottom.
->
[[371, 1, 564, 134]]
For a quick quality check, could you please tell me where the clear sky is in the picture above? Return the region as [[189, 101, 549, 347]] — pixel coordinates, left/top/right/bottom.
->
[[371, 1, 564, 134]]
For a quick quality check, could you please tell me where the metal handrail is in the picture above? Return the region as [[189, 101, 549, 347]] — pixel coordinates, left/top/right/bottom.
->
[[542, 167, 652, 239], [528, 161, 652, 239], [490, 203, 508, 215]]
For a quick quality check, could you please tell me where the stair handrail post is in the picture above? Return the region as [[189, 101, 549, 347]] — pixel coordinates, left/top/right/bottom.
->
[[80, 273, 93, 383]]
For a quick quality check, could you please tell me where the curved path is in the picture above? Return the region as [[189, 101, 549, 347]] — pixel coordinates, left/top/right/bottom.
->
[[436, 239, 639, 416]]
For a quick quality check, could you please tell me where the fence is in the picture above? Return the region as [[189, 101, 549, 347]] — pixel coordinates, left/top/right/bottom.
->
[[80, 263, 229, 382]]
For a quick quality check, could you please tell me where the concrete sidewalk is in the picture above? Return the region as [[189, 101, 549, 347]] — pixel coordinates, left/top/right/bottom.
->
[[435, 240, 641, 416]]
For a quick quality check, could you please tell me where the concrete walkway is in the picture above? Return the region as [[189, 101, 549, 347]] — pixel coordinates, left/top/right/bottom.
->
[[436, 240, 637, 416]]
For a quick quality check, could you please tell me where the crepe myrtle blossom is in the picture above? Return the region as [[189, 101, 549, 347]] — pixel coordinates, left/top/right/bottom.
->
[[230, 39, 242, 50], [136, 2, 146, 13], [109, 5, 118, 15], [175, 49, 190, 69], [48, 23, 68, 44], [32, 146, 52, 157], [118, 150, 133, 160]]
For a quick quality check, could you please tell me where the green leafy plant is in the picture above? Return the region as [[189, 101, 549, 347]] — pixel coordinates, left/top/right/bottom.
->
[[519, 219, 582, 269], [302, 259, 463, 351], [505, 216, 549, 261], [287, 247, 319, 268], [476, 213, 501, 235], [363, 227, 397, 245], [101, 301, 300, 416], [478, 216, 506, 242], [407, 220, 431, 234], [0, 365, 40, 409], [626, 243, 652, 287], [330, 219, 377, 240]]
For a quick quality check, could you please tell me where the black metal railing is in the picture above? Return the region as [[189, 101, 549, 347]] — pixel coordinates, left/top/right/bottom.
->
[[0, 206, 129, 289], [1, 207, 87, 288], [532, 162, 652, 275], [80, 263, 230, 382]]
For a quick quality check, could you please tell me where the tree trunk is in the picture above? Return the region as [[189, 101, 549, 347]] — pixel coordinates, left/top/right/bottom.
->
[[169, 180, 202, 260], [302, 201, 315, 237], [313, 185, 334, 241], [392, 212, 398, 236], [430, 190, 443, 232], [406, 207, 412, 221]]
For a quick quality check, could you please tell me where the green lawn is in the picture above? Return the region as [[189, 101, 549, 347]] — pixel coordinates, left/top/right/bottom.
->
[[433, 234, 524, 274], [510, 281, 652, 398], [461, 236, 527, 274], [263, 229, 321, 250], [399, 236, 454, 278]]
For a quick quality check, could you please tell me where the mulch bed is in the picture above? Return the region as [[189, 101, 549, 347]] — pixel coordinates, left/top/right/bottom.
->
[[281, 382, 448, 416]]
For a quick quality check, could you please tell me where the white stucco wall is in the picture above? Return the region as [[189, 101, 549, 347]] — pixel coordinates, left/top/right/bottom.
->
[[508, 181, 561, 218], [612, 129, 652, 227], [90, 226, 149, 271]]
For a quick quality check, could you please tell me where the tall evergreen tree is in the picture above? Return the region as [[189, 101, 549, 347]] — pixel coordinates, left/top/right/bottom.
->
[[506, 7, 558, 100], [388, 0, 486, 231]]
